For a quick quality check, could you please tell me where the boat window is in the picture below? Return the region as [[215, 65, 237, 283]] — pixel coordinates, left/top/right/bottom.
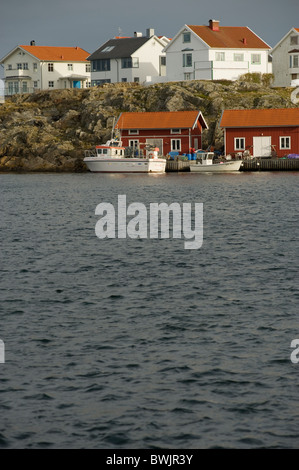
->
[[120, 150, 123, 156], [97, 149, 102, 154], [103, 149, 108, 154]]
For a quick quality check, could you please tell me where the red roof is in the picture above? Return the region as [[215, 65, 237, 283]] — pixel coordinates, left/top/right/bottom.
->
[[220, 108, 299, 127], [115, 111, 208, 130], [188, 25, 270, 49], [20, 45, 89, 61]]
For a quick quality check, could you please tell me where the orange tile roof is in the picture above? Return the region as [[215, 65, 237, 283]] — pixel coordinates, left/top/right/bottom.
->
[[295, 28, 299, 33], [115, 111, 208, 129], [220, 108, 299, 127], [187, 25, 270, 49], [20, 45, 89, 61]]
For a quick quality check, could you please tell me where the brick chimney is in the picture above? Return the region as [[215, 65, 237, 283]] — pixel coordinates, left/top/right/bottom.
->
[[209, 19, 220, 31]]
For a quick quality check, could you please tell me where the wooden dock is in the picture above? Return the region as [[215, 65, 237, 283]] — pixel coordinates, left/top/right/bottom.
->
[[165, 158, 299, 172], [240, 158, 299, 171]]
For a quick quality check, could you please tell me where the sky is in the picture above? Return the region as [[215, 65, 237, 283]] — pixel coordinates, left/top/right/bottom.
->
[[0, 0, 298, 77]]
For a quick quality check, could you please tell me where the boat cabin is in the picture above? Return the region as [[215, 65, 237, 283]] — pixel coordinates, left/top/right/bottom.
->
[[196, 152, 215, 165]]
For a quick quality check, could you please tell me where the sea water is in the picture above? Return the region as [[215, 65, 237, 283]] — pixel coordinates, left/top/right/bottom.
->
[[0, 171, 298, 448]]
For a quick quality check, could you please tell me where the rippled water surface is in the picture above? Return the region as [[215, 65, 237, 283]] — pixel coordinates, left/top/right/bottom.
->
[[0, 171, 298, 448]]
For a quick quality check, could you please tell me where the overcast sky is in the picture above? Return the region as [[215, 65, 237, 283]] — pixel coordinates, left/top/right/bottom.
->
[[0, 0, 298, 75]]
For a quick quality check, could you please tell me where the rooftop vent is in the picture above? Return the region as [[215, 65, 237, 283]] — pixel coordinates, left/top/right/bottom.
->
[[30, 40, 36, 46], [134, 32, 143, 37]]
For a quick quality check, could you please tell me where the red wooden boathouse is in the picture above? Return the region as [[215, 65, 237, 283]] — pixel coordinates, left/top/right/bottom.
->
[[220, 108, 299, 158], [114, 110, 208, 156]]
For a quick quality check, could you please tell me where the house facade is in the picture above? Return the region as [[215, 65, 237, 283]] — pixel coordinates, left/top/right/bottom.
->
[[220, 108, 299, 158], [114, 110, 208, 156], [0, 42, 91, 95], [164, 20, 272, 82], [88, 29, 169, 85], [272, 28, 299, 87]]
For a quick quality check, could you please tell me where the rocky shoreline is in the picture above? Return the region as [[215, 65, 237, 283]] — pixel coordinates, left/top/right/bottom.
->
[[0, 77, 296, 172]]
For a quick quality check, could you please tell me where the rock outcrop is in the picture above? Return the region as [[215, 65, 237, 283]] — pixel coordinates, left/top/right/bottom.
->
[[0, 76, 296, 171]]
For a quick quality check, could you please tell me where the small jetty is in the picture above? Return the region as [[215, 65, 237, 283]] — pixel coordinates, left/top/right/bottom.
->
[[165, 158, 299, 172]]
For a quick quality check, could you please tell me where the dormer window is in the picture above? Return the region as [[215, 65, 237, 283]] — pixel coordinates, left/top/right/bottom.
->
[[129, 129, 139, 135], [290, 36, 298, 46], [171, 129, 181, 134]]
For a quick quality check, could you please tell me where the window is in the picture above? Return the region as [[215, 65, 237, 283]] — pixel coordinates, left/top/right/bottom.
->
[[160, 56, 166, 66], [48, 81, 54, 88], [85, 63, 91, 72], [33, 63, 38, 71], [183, 53, 192, 67], [92, 59, 111, 72], [129, 129, 139, 135], [134, 77, 139, 83], [121, 57, 139, 68], [102, 46, 115, 52], [68, 64, 73, 71], [91, 79, 111, 86], [33, 81, 38, 88], [48, 63, 54, 72], [8, 64, 12, 70], [234, 138, 245, 151], [129, 140, 139, 148], [171, 129, 181, 134], [215, 52, 225, 61], [23, 63, 28, 70], [184, 72, 192, 80], [290, 36, 298, 45], [22, 82, 28, 93], [171, 139, 181, 151], [183, 32, 191, 43], [251, 54, 261, 64], [121, 78, 127, 82], [290, 55, 299, 68], [17, 63, 22, 70], [280, 136, 291, 149], [234, 53, 244, 62]]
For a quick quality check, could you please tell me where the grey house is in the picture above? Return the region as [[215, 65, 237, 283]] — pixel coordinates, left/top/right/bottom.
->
[[88, 29, 169, 85]]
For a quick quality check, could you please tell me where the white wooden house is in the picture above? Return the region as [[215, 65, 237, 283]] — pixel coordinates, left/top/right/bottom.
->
[[0, 42, 91, 95], [271, 28, 299, 87], [163, 19, 272, 82], [88, 29, 170, 85]]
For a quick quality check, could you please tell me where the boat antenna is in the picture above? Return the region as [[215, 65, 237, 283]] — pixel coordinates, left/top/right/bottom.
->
[[111, 117, 116, 140]]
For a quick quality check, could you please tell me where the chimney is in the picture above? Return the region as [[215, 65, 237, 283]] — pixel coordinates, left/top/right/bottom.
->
[[243, 37, 247, 45], [209, 19, 220, 31], [30, 40, 36, 46], [146, 28, 155, 38], [134, 32, 143, 37]]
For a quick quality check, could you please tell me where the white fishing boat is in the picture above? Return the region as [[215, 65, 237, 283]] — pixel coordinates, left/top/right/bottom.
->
[[84, 140, 166, 173], [190, 152, 242, 172]]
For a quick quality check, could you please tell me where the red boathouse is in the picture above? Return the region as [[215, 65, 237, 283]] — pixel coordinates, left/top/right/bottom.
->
[[114, 110, 208, 156], [220, 108, 299, 158]]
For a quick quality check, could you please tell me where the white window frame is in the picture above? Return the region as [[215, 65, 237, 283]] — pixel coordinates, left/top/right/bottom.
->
[[128, 129, 139, 135], [171, 129, 181, 134], [183, 32, 191, 43], [129, 140, 139, 148], [171, 139, 181, 151], [290, 54, 299, 68], [234, 53, 244, 62], [182, 53, 192, 67], [234, 137, 245, 151], [68, 64, 73, 71], [251, 54, 261, 64], [48, 81, 54, 88], [279, 136, 291, 150], [215, 52, 225, 61], [48, 63, 54, 72]]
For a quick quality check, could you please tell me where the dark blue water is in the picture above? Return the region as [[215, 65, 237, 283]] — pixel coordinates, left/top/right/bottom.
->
[[0, 171, 298, 449]]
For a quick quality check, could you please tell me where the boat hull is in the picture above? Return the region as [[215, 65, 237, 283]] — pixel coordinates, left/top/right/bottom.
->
[[190, 160, 242, 172], [84, 157, 166, 173]]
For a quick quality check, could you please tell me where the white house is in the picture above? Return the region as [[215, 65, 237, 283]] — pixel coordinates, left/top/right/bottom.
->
[[0, 79, 4, 103], [88, 29, 170, 85], [164, 19, 272, 82], [271, 28, 299, 87], [0, 41, 91, 95]]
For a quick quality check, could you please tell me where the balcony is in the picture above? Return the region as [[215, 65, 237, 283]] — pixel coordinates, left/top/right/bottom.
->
[[5, 68, 32, 79]]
